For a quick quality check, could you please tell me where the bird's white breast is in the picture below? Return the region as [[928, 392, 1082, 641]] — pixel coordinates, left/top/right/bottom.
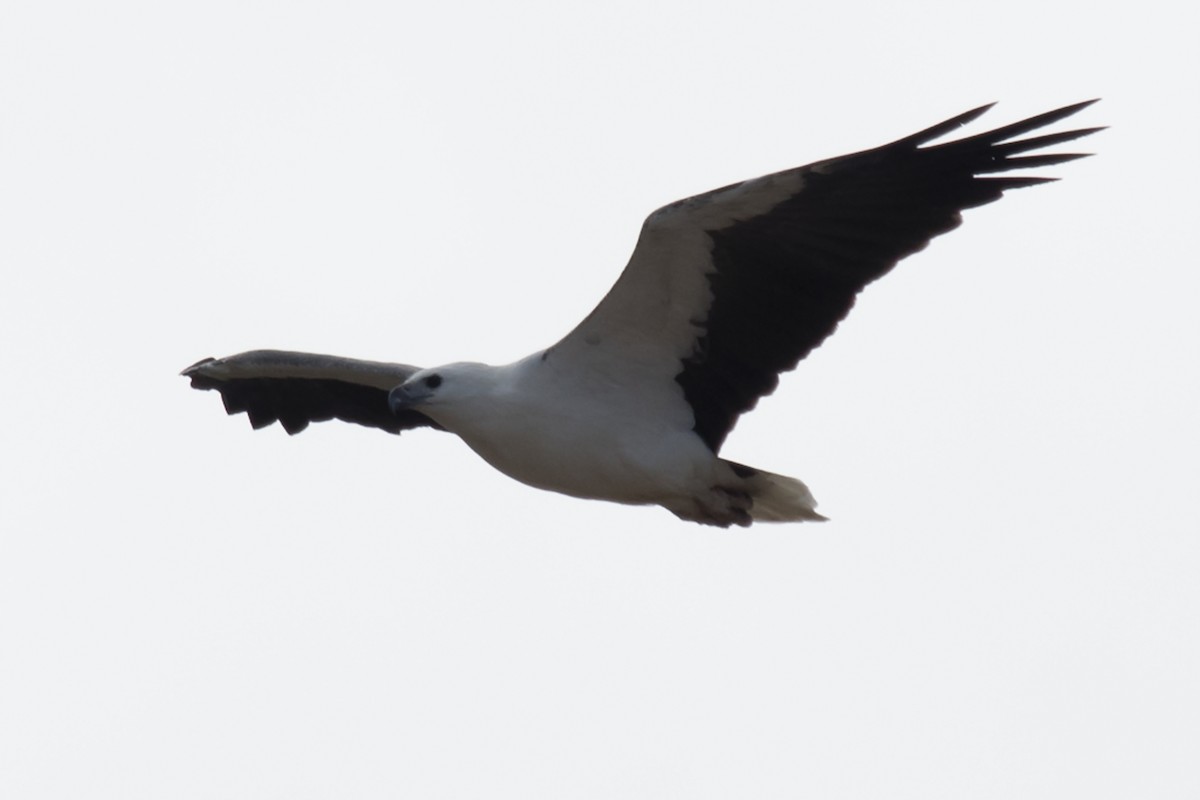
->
[[430, 354, 717, 505]]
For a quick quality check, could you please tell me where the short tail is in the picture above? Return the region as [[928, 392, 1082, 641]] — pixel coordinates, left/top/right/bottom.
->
[[724, 460, 828, 523]]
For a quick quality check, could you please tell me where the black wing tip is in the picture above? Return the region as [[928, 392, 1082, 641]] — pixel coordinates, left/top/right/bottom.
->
[[181, 356, 216, 376], [982, 176, 1061, 191], [1055, 97, 1102, 115], [918, 100, 1103, 184], [902, 98, 1102, 150], [994, 97, 1101, 127], [945, 101, 998, 129], [899, 102, 996, 147], [279, 417, 311, 435], [182, 357, 222, 390], [182, 355, 282, 431]]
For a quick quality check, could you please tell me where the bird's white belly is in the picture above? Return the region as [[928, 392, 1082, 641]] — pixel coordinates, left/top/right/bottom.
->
[[451, 407, 715, 506]]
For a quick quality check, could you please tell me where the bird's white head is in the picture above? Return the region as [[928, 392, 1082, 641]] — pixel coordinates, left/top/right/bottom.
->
[[387, 362, 495, 425]]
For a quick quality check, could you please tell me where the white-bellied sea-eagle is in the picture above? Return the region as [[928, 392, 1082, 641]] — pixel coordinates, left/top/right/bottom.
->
[[184, 101, 1101, 527]]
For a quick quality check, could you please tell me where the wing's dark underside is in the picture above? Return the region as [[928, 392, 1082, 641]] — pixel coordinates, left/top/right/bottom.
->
[[675, 100, 1101, 452]]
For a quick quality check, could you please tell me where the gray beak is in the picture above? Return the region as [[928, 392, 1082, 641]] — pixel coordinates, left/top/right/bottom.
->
[[388, 383, 419, 415]]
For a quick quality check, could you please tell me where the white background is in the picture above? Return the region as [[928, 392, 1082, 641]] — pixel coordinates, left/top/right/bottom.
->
[[3, 2, 1197, 798]]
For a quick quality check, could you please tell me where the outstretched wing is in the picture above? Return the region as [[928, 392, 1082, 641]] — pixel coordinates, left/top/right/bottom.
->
[[549, 100, 1102, 452], [182, 350, 442, 435]]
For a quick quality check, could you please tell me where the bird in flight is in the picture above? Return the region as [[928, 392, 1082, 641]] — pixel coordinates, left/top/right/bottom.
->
[[184, 100, 1101, 527]]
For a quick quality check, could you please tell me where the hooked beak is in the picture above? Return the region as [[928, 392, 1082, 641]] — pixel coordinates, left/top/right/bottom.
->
[[388, 382, 429, 415]]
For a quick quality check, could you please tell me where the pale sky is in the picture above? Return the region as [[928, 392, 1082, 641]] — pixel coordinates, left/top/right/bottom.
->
[[2, 2, 1197, 798]]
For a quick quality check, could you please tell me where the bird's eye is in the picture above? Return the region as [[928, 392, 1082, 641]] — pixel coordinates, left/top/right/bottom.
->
[[424, 374, 442, 389]]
